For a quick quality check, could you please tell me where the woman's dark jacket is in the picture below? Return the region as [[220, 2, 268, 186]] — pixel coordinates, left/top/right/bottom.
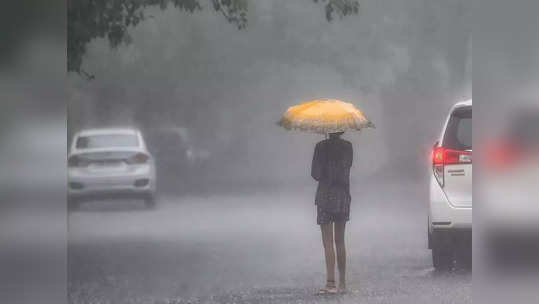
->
[[311, 137, 353, 213]]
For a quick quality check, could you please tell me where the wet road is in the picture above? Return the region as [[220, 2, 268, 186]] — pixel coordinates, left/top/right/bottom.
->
[[68, 180, 471, 304]]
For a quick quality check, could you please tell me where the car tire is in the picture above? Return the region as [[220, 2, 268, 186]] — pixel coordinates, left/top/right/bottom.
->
[[432, 245, 453, 270], [455, 236, 472, 269], [432, 232, 454, 270], [427, 220, 433, 249], [456, 247, 472, 269], [144, 195, 156, 209]]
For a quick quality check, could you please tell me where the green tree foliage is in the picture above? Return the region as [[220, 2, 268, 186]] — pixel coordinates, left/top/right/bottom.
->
[[314, 0, 359, 21], [67, 0, 359, 77]]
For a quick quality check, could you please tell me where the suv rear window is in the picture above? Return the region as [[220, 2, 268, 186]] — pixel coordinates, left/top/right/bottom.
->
[[76, 134, 139, 149], [443, 106, 472, 150]]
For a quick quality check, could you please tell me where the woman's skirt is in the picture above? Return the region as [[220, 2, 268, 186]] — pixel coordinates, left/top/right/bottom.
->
[[317, 204, 350, 225]]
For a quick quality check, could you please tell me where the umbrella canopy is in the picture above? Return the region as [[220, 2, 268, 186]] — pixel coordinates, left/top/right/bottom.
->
[[278, 98, 375, 134]]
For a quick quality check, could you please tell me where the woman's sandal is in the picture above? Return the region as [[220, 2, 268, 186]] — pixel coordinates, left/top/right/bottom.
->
[[316, 280, 338, 295]]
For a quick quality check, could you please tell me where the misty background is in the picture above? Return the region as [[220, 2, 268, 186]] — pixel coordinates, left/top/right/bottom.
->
[[0, 0, 475, 303], [67, 0, 471, 193]]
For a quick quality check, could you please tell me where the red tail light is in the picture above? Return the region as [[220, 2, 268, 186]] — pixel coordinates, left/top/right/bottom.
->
[[433, 147, 444, 165], [432, 147, 472, 165], [126, 153, 149, 164], [432, 147, 472, 187]]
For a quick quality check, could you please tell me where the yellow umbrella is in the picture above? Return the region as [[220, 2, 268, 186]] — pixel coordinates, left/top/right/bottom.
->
[[278, 98, 375, 134]]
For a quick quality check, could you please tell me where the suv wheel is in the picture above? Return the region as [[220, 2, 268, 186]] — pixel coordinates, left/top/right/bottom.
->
[[455, 235, 472, 269], [432, 246, 453, 270], [432, 232, 454, 270], [428, 220, 432, 249]]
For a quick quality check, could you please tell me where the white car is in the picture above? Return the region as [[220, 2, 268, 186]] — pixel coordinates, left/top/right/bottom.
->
[[68, 128, 156, 209], [428, 100, 472, 269]]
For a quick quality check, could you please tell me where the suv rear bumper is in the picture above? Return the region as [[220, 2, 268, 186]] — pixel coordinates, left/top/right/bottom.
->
[[429, 178, 472, 230]]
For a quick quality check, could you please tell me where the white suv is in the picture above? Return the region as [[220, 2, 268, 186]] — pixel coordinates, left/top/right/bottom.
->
[[68, 128, 156, 209], [428, 100, 472, 269]]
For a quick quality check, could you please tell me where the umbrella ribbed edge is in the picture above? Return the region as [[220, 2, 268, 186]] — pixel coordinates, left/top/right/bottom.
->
[[278, 116, 375, 134]]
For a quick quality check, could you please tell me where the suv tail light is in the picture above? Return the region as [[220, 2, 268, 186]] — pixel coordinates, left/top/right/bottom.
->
[[126, 153, 149, 164], [432, 146, 472, 187]]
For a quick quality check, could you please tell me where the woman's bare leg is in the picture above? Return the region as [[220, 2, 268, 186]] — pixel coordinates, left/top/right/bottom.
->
[[334, 221, 347, 291], [320, 223, 336, 287]]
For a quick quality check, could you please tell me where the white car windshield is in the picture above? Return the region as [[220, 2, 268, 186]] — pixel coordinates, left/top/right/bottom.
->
[[76, 134, 139, 149]]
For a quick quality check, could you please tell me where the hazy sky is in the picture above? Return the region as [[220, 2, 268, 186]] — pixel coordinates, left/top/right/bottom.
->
[[67, 0, 471, 185]]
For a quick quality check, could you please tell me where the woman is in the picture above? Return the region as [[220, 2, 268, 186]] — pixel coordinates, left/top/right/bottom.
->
[[311, 131, 353, 294]]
